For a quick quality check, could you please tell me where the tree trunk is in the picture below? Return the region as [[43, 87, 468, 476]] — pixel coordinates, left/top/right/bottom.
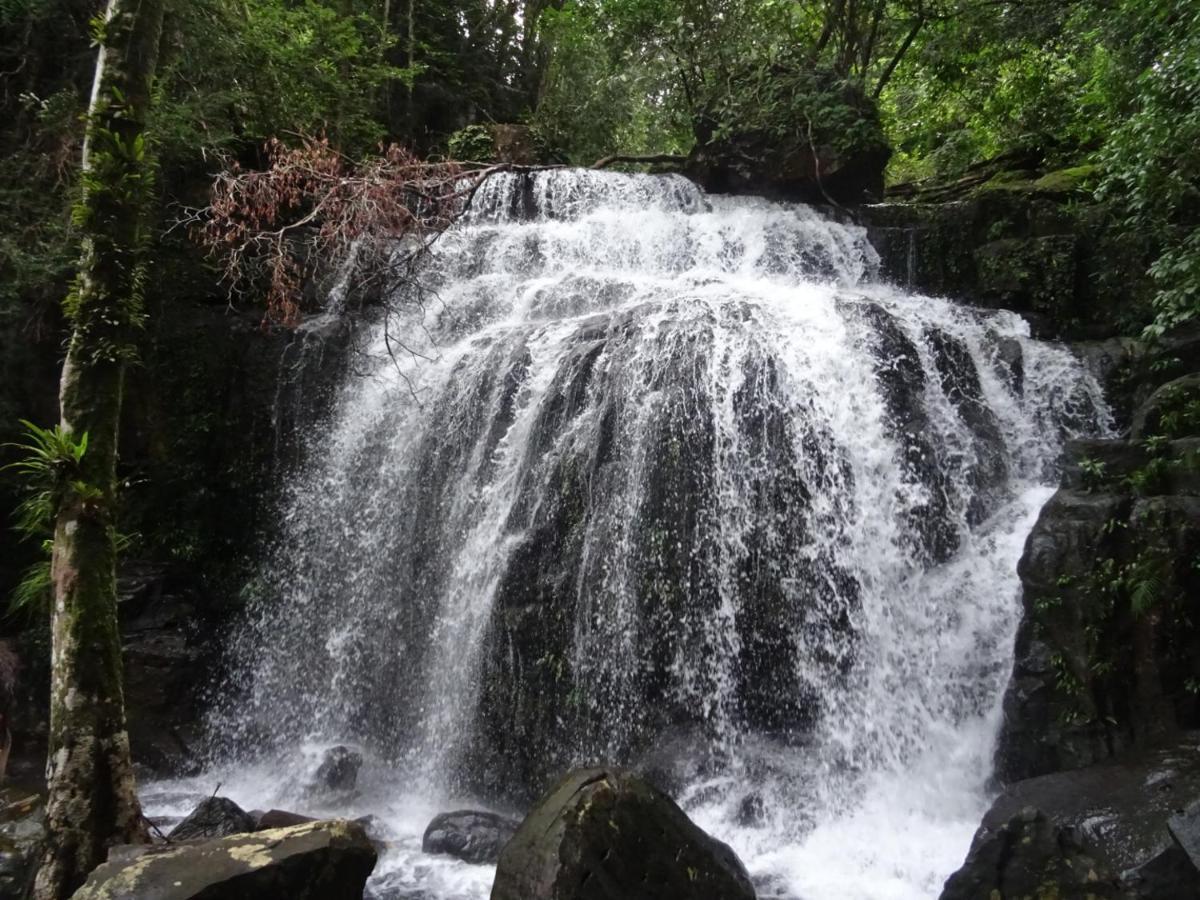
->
[[33, 1, 165, 898]]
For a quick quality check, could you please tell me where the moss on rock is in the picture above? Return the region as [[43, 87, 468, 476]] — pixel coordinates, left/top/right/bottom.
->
[[71, 819, 376, 900]]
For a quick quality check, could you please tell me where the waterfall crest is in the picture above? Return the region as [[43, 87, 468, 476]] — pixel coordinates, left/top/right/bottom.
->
[[168, 170, 1112, 900]]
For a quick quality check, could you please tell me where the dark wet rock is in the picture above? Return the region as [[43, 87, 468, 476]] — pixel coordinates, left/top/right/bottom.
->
[[736, 793, 767, 827], [989, 333, 1025, 396], [1071, 338, 1138, 391], [74, 819, 377, 900], [948, 738, 1200, 899], [926, 326, 1009, 523], [687, 128, 889, 205], [116, 564, 208, 778], [852, 301, 957, 562], [422, 809, 520, 864], [1169, 799, 1200, 872], [998, 469, 1200, 782], [1059, 439, 1148, 491], [862, 188, 1153, 341], [0, 791, 44, 900], [997, 488, 1131, 780], [939, 807, 1125, 900], [972, 234, 1079, 323], [684, 73, 888, 206], [256, 809, 317, 830], [1131, 373, 1200, 439], [490, 767, 756, 900], [309, 745, 363, 795], [169, 796, 257, 841]]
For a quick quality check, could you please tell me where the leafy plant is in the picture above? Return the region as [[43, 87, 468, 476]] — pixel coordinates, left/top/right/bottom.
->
[[2, 419, 88, 536], [2, 420, 90, 615], [1078, 456, 1107, 491], [447, 124, 496, 162]]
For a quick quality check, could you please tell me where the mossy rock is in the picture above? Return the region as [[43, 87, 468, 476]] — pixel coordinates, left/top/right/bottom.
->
[[976, 164, 1100, 197], [72, 819, 376, 900], [491, 767, 756, 900], [973, 234, 1078, 321]]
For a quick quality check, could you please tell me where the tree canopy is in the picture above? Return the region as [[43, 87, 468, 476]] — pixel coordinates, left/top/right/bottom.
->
[[0, 0, 1197, 361]]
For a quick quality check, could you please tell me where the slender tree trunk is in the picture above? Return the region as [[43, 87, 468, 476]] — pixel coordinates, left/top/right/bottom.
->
[[873, 14, 923, 99], [406, 0, 415, 134], [34, 1, 165, 897]]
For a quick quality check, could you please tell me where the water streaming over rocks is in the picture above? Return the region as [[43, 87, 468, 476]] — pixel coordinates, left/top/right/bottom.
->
[[144, 171, 1112, 899]]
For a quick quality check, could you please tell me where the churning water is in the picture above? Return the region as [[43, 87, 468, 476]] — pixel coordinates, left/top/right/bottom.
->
[[143, 171, 1111, 899]]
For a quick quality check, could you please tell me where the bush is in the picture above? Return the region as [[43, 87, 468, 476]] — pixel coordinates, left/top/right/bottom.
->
[[447, 124, 496, 162]]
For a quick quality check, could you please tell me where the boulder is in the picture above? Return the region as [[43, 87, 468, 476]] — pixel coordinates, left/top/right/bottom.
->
[[940, 807, 1125, 899], [309, 745, 363, 795], [684, 70, 888, 205], [73, 819, 376, 900], [490, 767, 756, 900], [256, 809, 317, 830], [1169, 800, 1200, 872], [422, 809, 520, 864], [490, 125, 539, 166], [1131, 373, 1200, 439], [996, 488, 1132, 781], [945, 737, 1200, 899], [997, 449, 1200, 782], [0, 791, 44, 900], [168, 796, 257, 841]]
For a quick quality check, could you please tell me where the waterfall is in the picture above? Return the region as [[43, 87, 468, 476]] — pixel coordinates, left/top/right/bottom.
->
[[145, 171, 1111, 900]]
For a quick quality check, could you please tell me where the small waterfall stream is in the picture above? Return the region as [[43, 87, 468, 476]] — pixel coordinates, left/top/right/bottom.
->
[[145, 171, 1111, 899]]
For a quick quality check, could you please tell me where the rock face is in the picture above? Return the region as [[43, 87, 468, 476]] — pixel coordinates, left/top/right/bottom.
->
[[863, 168, 1153, 341], [945, 331, 1200, 899], [940, 807, 1124, 899], [72, 819, 377, 900], [309, 745, 363, 795], [118, 563, 209, 777], [168, 797, 257, 841], [996, 340, 1200, 782], [942, 737, 1200, 899], [422, 809, 520, 864], [490, 767, 756, 900], [489, 124, 539, 165]]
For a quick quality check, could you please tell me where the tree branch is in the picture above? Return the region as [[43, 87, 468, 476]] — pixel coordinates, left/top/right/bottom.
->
[[590, 153, 687, 170]]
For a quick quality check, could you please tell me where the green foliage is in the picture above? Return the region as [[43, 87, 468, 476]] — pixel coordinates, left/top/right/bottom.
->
[[883, 7, 1116, 182], [1097, 1, 1200, 336], [10, 556, 51, 616], [531, 2, 690, 162], [447, 124, 496, 162], [530, 0, 902, 164], [1078, 456, 1107, 492], [153, 0, 411, 165], [2, 420, 88, 537], [2, 421, 87, 615], [876, 0, 1199, 337]]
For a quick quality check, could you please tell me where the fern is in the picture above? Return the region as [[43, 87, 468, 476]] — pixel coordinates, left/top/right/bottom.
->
[[2, 420, 88, 532], [1128, 566, 1162, 617], [10, 557, 51, 617], [2, 420, 92, 616]]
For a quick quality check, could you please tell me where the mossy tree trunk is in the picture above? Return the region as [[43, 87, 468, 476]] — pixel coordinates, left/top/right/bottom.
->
[[33, 1, 165, 898]]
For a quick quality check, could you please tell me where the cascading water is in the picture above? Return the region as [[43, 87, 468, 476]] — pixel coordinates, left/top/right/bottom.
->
[[144, 171, 1112, 900]]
